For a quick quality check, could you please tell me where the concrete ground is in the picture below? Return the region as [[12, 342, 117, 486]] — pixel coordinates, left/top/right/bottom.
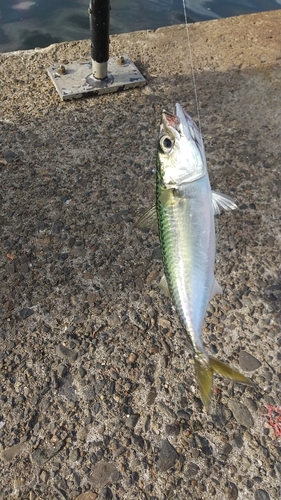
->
[[0, 10, 281, 500]]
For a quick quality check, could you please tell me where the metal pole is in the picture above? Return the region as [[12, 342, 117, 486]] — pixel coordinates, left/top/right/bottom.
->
[[89, 0, 110, 80], [48, 0, 146, 100]]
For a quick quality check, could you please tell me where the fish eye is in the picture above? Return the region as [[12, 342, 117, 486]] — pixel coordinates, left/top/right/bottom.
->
[[159, 135, 174, 154]]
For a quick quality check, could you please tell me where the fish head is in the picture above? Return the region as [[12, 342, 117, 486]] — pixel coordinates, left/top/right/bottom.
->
[[157, 103, 207, 187]]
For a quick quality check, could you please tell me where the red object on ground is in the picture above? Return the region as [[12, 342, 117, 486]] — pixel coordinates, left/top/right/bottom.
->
[[265, 405, 281, 438]]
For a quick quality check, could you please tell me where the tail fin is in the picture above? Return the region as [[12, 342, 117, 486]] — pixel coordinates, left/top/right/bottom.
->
[[194, 355, 253, 410]]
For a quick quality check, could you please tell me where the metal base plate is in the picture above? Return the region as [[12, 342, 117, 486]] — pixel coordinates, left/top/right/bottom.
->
[[47, 55, 146, 101]]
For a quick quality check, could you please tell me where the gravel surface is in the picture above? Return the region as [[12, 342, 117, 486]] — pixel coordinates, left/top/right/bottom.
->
[[1, 11, 281, 500]]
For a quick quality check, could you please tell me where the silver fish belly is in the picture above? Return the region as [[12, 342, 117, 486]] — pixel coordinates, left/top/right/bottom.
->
[[159, 176, 215, 356]]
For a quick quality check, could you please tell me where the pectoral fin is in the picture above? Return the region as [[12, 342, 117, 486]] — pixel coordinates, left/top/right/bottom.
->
[[212, 191, 237, 215], [134, 204, 158, 232], [159, 188, 179, 207]]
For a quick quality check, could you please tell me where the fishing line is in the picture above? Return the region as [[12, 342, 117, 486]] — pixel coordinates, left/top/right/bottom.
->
[[181, 0, 202, 134]]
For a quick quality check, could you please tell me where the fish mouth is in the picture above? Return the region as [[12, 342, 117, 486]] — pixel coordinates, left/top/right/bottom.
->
[[161, 110, 181, 140], [161, 103, 200, 147], [162, 110, 180, 130]]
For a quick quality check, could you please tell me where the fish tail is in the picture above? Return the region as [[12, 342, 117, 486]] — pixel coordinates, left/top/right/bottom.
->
[[194, 355, 253, 411]]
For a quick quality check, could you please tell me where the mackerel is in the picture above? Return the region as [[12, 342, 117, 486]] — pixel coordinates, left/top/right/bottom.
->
[[136, 103, 252, 409]]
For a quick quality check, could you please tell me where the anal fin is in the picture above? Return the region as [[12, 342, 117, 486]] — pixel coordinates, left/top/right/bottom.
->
[[209, 278, 223, 301], [159, 275, 171, 298]]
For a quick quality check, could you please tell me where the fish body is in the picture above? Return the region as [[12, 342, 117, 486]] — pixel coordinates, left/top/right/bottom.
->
[[136, 103, 252, 409], [157, 104, 216, 358], [157, 163, 215, 357]]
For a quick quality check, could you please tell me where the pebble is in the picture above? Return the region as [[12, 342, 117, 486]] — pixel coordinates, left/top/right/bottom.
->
[[267, 236, 275, 247], [158, 317, 171, 330], [59, 374, 79, 402], [234, 299, 243, 309], [165, 423, 180, 436], [135, 277, 144, 290], [275, 461, 281, 477], [100, 487, 113, 499], [77, 427, 88, 441], [131, 433, 144, 450], [143, 293, 152, 305], [195, 435, 213, 456], [221, 165, 236, 176], [263, 395, 275, 405], [157, 401, 177, 420], [209, 485, 216, 496], [177, 409, 191, 422], [57, 364, 67, 378], [225, 481, 238, 500], [146, 387, 157, 406], [186, 462, 199, 477], [146, 270, 159, 284], [244, 397, 257, 412], [90, 462, 119, 490], [79, 366, 87, 378], [128, 309, 147, 331], [128, 352, 137, 363], [20, 262, 29, 273], [239, 350, 261, 371], [82, 386, 97, 402], [69, 448, 80, 462], [0, 442, 26, 463], [228, 401, 254, 428], [125, 414, 140, 429], [113, 446, 126, 458], [56, 344, 78, 362], [159, 354, 168, 368], [4, 149, 18, 161], [152, 247, 162, 260], [220, 443, 232, 456], [19, 308, 34, 319], [242, 456, 251, 468], [30, 440, 65, 465], [157, 439, 178, 471], [244, 430, 253, 442], [254, 490, 270, 500], [76, 492, 98, 500], [52, 220, 64, 234], [192, 420, 203, 431], [39, 470, 49, 482]]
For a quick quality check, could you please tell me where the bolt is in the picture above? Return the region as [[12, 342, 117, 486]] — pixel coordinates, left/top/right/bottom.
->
[[57, 64, 66, 75], [117, 56, 125, 65]]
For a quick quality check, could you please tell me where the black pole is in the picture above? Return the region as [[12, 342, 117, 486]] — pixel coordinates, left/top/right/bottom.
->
[[89, 0, 110, 79]]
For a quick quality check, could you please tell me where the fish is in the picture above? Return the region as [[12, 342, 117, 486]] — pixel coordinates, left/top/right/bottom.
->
[[136, 103, 253, 409]]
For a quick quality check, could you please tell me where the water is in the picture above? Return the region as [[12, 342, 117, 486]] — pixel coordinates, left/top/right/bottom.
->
[[0, 0, 280, 53]]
